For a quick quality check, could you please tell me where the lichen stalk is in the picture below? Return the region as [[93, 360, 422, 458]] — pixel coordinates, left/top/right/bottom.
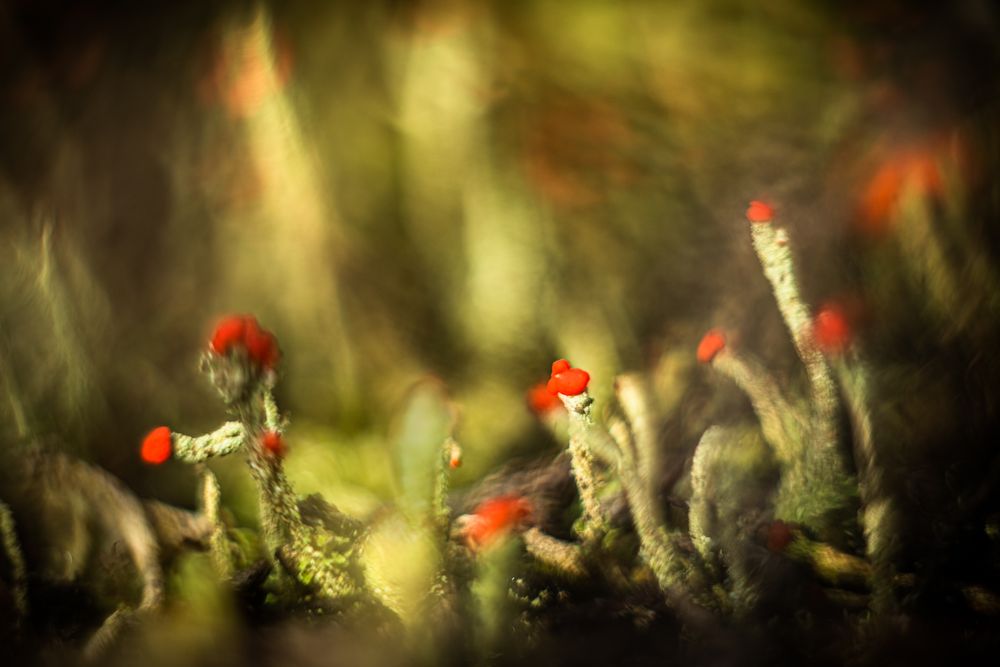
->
[[614, 375, 657, 495], [688, 428, 722, 572], [199, 466, 233, 579], [558, 391, 609, 543], [150, 316, 371, 608], [710, 349, 805, 465], [607, 405, 710, 612], [522, 527, 586, 578], [833, 355, 898, 613], [748, 220, 854, 533], [172, 422, 245, 463], [236, 388, 305, 557], [263, 389, 283, 432], [239, 390, 362, 602], [620, 459, 712, 614], [749, 222, 841, 463], [431, 436, 458, 539]]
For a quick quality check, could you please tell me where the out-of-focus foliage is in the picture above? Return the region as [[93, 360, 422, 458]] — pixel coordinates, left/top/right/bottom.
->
[[0, 0, 993, 477], [1, 0, 999, 663]]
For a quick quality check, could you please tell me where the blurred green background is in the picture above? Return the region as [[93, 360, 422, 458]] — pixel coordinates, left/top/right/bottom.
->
[[0, 0, 997, 531]]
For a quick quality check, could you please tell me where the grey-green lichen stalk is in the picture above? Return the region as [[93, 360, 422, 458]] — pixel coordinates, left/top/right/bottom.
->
[[697, 202, 889, 610], [607, 383, 715, 616], [557, 390, 609, 544], [152, 315, 368, 606], [745, 213, 855, 532], [543, 362, 714, 617]]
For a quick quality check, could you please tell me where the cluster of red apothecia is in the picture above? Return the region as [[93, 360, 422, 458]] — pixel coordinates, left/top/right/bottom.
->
[[140, 315, 284, 465]]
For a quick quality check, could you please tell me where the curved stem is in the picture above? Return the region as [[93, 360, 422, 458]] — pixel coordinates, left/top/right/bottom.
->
[[172, 422, 245, 463], [711, 349, 805, 465]]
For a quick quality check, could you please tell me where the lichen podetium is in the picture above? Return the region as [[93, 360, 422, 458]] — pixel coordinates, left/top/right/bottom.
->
[[143, 315, 374, 611]]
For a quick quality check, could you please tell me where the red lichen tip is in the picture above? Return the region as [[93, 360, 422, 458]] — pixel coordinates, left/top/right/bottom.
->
[[746, 200, 774, 223], [551, 359, 571, 375], [812, 303, 852, 354], [697, 329, 726, 364], [209, 314, 280, 369], [243, 317, 280, 369], [262, 431, 286, 458], [527, 382, 564, 415], [546, 360, 590, 396], [210, 315, 248, 355], [141, 426, 172, 465], [462, 495, 533, 551]]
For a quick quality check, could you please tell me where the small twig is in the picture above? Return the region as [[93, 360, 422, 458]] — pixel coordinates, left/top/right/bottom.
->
[[199, 466, 233, 579], [171, 422, 245, 463], [141, 499, 213, 551], [522, 527, 586, 579]]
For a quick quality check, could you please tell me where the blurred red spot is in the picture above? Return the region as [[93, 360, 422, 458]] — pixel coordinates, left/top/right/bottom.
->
[[859, 160, 904, 234], [462, 495, 533, 550], [243, 318, 280, 369], [210, 315, 248, 355], [858, 146, 945, 235], [746, 200, 774, 223], [697, 329, 726, 364], [812, 303, 852, 354], [262, 431, 286, 458], [547, 360, 590, 396], [766, 520, 793, 553], [391, 1, 472, 41], [141, 426, 172, 465], [551, 359, 571, 375], [527, 382, 563, 415], [199, 26, 294, 118], [520, 97, 636, 210]]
